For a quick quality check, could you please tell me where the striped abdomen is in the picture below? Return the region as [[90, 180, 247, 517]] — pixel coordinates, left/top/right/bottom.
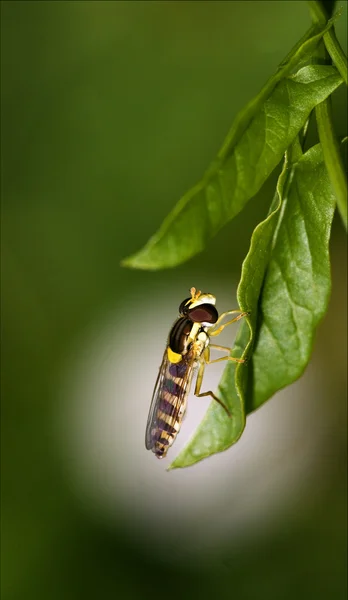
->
[[153, 358, 193, 459]]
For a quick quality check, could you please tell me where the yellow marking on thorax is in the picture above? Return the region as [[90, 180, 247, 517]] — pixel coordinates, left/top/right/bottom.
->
[[167, 347, 182, 363]]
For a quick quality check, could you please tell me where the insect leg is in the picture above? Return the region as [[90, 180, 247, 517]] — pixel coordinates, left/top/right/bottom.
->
[[209, 343, 245, 363], [210, 310, 248, 337], [210, 344, 233, 352], [208, 355, 245, 365], [194, 348, 232, 417]]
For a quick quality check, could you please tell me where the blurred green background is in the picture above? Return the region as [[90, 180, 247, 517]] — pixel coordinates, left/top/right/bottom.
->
[[1, 2, 347, 599]]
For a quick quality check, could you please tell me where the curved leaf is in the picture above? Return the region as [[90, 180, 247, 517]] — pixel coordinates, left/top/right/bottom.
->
[[247, 143, 336, 410], [122, 63, 341, 270], [170, 142, 335, 468]]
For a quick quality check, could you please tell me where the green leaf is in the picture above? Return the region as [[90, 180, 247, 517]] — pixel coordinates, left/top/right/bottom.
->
[[122, 62, 341, 270], [170, 142, 336, 469], [247, 143, 336, 410]]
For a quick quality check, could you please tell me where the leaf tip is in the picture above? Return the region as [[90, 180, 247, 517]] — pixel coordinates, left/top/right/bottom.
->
[[120, 249, 155, 271], [166, 463, 176, 472], [168, 456, 193, 470], [119, 255, 133, 269]]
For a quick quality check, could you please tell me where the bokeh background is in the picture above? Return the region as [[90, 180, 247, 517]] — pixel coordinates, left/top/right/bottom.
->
[[1, 2, 347, 599]]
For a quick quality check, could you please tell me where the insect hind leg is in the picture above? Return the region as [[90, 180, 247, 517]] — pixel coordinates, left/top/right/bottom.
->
[[194, 348, 232, 417], [209, 344, 245, 364]]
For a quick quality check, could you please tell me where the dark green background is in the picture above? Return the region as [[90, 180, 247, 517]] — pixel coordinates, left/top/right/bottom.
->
[[1, 2, 347, 599]]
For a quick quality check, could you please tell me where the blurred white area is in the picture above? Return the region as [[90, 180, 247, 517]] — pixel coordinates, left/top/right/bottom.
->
[[58, 279, 341, 560]]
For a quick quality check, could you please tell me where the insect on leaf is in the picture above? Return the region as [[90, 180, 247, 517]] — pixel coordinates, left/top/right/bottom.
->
[[169, 152, 290, 469], [170, 142, 336, 468]]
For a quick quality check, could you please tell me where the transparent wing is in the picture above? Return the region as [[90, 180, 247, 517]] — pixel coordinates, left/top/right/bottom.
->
[[145, 348, 169, 450], [145, 349, 196, 453]]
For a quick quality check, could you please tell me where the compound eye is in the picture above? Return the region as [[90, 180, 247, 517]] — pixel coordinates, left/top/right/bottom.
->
[[187, 304, 218, 324], [179, 298, 191, 315]]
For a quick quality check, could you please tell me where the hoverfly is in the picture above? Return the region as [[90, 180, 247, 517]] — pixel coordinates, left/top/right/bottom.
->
[[145, 287, 248, 459]]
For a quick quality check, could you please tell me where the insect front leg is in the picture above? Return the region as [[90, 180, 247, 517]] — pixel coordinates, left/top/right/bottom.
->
[[194, 348, 232, 417], [210, 310, 248, 337]]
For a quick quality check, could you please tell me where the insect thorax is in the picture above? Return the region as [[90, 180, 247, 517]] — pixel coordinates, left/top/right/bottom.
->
[[168, 317, 209, 358]]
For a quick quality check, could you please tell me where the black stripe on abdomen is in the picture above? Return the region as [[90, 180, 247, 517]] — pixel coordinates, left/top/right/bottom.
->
[[158, 397, 176, 415], [158, 436, 169, 445], [163, 378, 183, 397], [157, 419, 177, 435]]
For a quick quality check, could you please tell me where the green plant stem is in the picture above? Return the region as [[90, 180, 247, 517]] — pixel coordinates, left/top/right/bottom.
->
[[324, 28, 348, 84], [309, 1, 348, 230], [308, 1, 348, 84], [316, 100, 348, 228]]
